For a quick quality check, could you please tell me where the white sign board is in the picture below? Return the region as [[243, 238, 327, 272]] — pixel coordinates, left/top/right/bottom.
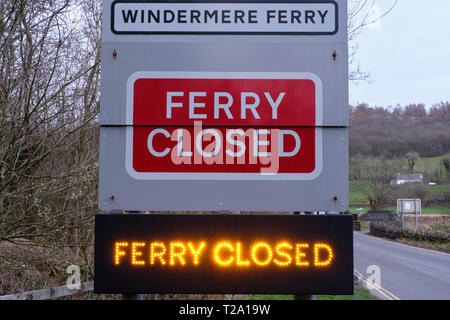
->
[[397, 199, 421, 215], [111, 1, 338, 34]]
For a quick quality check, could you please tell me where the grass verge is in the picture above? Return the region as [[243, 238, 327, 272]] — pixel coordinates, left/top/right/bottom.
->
[[349, 206, 450, 215], [247, 286, 377, 300], [395, 238, 450, 253]]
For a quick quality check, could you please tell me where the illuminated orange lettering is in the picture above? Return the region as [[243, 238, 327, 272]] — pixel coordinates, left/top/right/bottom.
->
[[113, 240, 335, 269], [274, 242, 293, 267], [170, 242, 186, 266], [114, 242, 128, 265], [236, 242, 250, 267], [214, 242, 234, 266], [314, 243, 333, 267], [295, 243, 309, 266], [251, 242, 273, 266], [150, 242, 167, 265], [187, 242, 206, 265], [131, 242, 146, 265]]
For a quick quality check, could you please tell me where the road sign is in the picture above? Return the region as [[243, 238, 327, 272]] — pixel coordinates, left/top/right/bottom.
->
[[103, 0, 347, 42], [111, 1, 338, 35], [98, 0, 349, 211], [95, 214, 354, 294], [397, 199, 421, 215], [126, 72, 320, 179], [398, 198, 421, 231]]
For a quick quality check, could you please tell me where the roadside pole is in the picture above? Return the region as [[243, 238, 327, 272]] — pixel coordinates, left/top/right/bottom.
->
[[415, 199, 418, 231], [401, 200, 404, 230]]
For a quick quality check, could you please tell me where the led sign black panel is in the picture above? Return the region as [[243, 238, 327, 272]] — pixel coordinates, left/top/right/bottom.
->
[[95, 214, 353, 294]]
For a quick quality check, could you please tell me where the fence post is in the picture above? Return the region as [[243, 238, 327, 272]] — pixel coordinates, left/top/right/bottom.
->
[[401, 200, 404, 230], [414, 199, 418, 231]]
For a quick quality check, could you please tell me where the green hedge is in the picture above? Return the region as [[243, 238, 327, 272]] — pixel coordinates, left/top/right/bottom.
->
[[369, 222, 450, 243]]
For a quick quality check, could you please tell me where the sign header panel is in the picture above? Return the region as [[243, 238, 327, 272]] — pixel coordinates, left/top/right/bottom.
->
[[128, 72, 322, 126], [95, 214, 354, 294], [112, 1, 338, 35]]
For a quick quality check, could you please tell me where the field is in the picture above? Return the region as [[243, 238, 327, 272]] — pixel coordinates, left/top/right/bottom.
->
[[350, 154, 450, 215], [413, 153, 450, 173], [349, 179, 450, 215], [349, 204, 450, 215]]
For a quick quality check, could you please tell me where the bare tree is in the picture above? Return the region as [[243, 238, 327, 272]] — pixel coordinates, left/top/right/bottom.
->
[[0, 0, 101, 289], [443, 158, 450, 183], [443, 158, 450, 174], [358, 157, 401, 210], [406, 151, 420, 173], [347, 0, 398, 81]]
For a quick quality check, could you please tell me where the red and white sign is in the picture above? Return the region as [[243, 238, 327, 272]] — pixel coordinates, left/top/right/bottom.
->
[[125, 72, 322, 180]]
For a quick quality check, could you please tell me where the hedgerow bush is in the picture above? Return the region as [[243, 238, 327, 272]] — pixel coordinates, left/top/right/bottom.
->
[[370, 222, 450, 243]]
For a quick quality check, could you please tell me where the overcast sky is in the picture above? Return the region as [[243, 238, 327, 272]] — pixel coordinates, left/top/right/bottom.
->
[[349, 0, 450, 109]]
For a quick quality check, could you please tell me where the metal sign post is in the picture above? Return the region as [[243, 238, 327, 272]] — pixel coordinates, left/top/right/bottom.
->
[[401, 200, 404, 230], [415, 199, 418, 231], [397, 199, 422, 231]]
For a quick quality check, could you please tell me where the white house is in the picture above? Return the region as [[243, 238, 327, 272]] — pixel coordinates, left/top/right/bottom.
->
[[394, 173, 423, 185]]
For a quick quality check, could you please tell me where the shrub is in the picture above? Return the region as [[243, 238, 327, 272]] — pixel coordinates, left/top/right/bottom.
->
[[369, 222, 450, 243], [392, 184, 430, 201], [411, 184, 431, 200], [423, 197, 435, 207]]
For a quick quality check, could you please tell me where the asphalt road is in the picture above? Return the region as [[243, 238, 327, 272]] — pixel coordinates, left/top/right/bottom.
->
[[354, 232, 450, 300]]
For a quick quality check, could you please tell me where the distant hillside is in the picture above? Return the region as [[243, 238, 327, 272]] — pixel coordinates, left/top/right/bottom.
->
[[349, 102, 450, 158]]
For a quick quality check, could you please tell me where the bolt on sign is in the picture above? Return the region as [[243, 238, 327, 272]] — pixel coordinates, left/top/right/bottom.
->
[[95, 214, 354, 294], [99, 0, 349, 212]]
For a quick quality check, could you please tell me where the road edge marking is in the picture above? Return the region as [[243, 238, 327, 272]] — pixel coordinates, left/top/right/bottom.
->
[[354, 269, 400, 301], [354, 231, 450, 257]]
